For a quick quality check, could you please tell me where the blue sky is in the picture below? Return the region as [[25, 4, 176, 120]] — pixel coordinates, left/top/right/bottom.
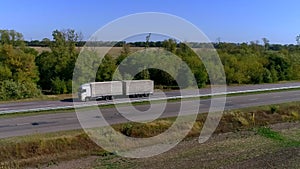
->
[[0, 0, 299, 44]]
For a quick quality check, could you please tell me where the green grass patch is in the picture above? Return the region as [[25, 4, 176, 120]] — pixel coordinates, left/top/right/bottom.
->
[[256, 126, 300, 147], [256, 127, 285, 141]]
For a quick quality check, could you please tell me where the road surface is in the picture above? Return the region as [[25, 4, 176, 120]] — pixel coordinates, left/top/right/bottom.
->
[[0, 82, 300, 114], [1, 90, 300, 138]]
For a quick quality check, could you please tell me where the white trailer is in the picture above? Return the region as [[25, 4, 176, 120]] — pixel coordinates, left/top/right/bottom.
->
[[122, 80, 154, 97], [78, 80, 154, 101]]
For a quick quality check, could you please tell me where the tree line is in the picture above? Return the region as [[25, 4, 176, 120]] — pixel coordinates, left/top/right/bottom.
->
[[1, 29, 300, 100]]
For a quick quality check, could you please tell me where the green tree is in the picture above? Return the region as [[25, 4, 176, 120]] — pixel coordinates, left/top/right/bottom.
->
[[51, 77, 67, 94], [0, 31, 39, 81], [145, 33, 151, 48], [162, 39, 177, 53], [0, 30, 24, 46], [36, 29, 80, 93], [0, 63, 12, 81], [176, 64, 194, 88], [116, 43, 131, 65], [96, 54, 117, 81], [296, 35, 300, 45], [262, 37, 270, 50], [289, 52, 300, 79], [266, 53, 292, 81], [134, 68, 150, 80], [0, 30, 41, 100]]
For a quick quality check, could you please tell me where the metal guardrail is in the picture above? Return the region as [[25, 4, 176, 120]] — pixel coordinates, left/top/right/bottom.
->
[[1, 85, 300, 114]]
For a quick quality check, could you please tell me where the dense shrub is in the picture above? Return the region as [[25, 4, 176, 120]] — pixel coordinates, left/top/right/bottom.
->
[[0, 80, 41, 100], [51, 78, 67, 94]]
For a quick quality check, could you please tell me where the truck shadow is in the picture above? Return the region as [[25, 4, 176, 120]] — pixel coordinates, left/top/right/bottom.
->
[[60, 98, 106, 102], [60, 98, 80, 102]]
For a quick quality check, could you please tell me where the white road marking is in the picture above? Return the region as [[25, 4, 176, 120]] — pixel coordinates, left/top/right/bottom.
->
[[16, 123, 30, 126]]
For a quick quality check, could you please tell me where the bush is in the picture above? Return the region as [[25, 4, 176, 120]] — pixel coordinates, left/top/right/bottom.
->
[[0, 80, 21, 100], [120, 124, 133, 136], [20, 81, 42, 98], [66, 79, 73, 93], [0, 80, 41, 101], [270, 105, 279, 114], [51, 78, 67, 94]]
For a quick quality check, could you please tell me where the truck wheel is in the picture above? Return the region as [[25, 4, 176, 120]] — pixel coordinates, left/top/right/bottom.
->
[[105, 96, 112, 101], [85, 97, 90, 102]]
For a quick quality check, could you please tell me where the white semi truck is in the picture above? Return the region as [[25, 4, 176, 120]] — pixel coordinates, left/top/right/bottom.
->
[[78, 80, 154, 101]]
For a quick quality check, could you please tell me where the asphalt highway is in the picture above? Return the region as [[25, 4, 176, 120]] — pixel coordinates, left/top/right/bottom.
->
[[1, 82, 300, 113], [1, 89, 300, 138]]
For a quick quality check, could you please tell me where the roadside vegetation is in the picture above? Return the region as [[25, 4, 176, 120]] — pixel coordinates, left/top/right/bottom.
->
[[0, 101, 299, 168], [1, 29, 300, 100]]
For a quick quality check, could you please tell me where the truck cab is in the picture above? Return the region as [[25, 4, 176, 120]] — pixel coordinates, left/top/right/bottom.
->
[[78, 83, 91, 101]]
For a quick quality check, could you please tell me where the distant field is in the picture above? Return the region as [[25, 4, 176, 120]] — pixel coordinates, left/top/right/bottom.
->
[[31, 46, 147, 57]]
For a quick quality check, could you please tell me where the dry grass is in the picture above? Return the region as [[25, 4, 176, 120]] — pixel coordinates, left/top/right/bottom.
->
[[0, 130, 101, 168]]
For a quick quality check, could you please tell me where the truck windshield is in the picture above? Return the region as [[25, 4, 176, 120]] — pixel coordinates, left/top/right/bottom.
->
[[78, 88, 86, 93]]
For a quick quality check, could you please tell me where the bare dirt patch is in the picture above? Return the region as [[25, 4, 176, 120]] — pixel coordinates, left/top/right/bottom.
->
[[25, 156, 98, 169], [225, 147, 300, 169], [35, 122, 299, 169]]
